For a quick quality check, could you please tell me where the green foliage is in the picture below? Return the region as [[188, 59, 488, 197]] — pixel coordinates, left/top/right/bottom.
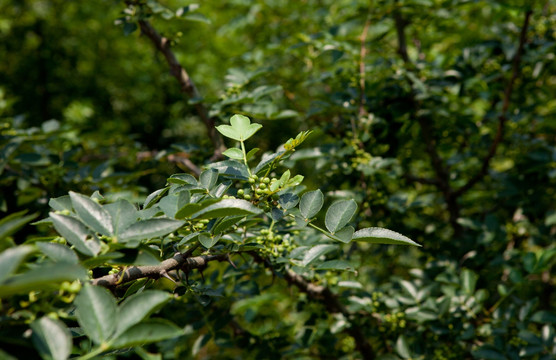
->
[[1, 0, 555, 359]]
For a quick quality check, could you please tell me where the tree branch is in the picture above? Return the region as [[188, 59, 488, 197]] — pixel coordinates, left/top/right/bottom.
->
[[393, 4, 461, 230], [167, 153, 201, 176], [92, 252, 228, 288], [138, 19, 226, 159], [251, 253, 376, 359], [393, 1, 409, 64], [453, 10, 532, 198], [283, 269, 376, 359]]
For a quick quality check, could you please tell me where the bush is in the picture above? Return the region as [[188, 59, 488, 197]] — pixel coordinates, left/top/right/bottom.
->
[[1, 1, 554, 359]]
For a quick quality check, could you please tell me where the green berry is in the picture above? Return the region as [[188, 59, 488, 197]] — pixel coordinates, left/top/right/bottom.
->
[[262, 177, 270, 184], [256, 188, 264, 195], [237, 189, 244, 196], [259, 183, 267, 190], [248, 178, 256, 184], [244, 194, 251, 200]]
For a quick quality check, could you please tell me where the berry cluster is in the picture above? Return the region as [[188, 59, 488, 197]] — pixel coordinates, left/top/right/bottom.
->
[[378, 311, 406, 333]]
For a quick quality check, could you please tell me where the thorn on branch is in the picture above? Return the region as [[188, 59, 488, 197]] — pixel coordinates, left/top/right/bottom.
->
[[159, 270, 177, 284], [226, 253, 237, 269]]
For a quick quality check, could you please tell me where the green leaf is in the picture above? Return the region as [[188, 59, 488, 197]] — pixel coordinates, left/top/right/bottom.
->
[[471, 347, 507, 360], [254, 151, 286, 175], [119, 218, 185, 244], [223, 148, 244, 160], [352, 227, 421, 246], [212, 215, 245, 235], [330, 225, 354, 243], [278, 193, 299, 210], [198, 233, 221, 248], [190, 199, 263, 219], [143, 188, 169, 209], [116, 290, 171, 336], [287, 174, 304, 187], [75, 284, 118, 345], [461, 269, 478, 295], [299, 190, 324, 219], [207, 160, 250, 180], [325, 200, 357, 234], [199, 168, 219, 190], [176, 4, 199, 17], [230, 114, 262, 141], [278, 170, 291, 186], [395, 335, 411, 359], [0, 211, 38, 241], [158, 192, 190, 218], [49, 213, 101, 256], [216, 125, 241, 141], [111, 319, 182, 349], [302, 244, 337, 267], [167, 173, 197, 185], [105, 199, 138, 236], [245, 147, 259, 161], [315, 260, 355, 272], [123, 22, 137, 36], [183, 13, 211, 24], [48, 196, 72, 212], [0, 263, 87, 298], [36, 242, 78, 264], [69, 191, 113, 236], [0, 245, 36, 283], [31, 317, 72, 360], [210, 180, 231, 198], [531, 310, 556, 324]]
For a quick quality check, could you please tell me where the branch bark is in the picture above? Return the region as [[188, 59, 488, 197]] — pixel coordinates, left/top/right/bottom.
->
[[167, 153, 201, 176], [251, 253, 376, 359], [393, 1, 409, 64], [393, 3, 461, 231], [453, 10, 533, 197], [138, 19, 226, 159], [92, 252, 228, 288]]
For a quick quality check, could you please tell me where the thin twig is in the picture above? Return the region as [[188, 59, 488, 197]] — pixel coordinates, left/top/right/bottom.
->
[[138, 19, 226, 159], [453, 10, 533, 197], [92, 252, 228, 288]]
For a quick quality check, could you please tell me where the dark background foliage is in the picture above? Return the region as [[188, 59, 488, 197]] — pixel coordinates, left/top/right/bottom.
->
[[1, 0, 555, 359]]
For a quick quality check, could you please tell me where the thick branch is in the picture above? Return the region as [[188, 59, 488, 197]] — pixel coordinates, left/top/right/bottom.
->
[[394, 4, 460, 229], [92, 252, 228, 288], [284, 270, 376, 359], [251, 253, 376, 359], [453, 10, 532, 198], [393, 1, 409, 64], [138, 20, 226, 159]]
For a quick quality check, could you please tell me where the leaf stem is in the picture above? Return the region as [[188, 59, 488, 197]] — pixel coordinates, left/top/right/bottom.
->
[[240, 140, 252, 177], [76, 343, 110, 360], [288, 214, 337, 241]]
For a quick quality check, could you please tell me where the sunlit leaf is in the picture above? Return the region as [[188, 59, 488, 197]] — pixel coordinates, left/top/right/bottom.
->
[[352, 227, 420, 246]]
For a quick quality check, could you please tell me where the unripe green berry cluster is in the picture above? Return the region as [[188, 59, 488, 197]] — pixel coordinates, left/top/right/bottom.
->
[[237, 175, 281, 211], [380, 311, 406, 332]]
